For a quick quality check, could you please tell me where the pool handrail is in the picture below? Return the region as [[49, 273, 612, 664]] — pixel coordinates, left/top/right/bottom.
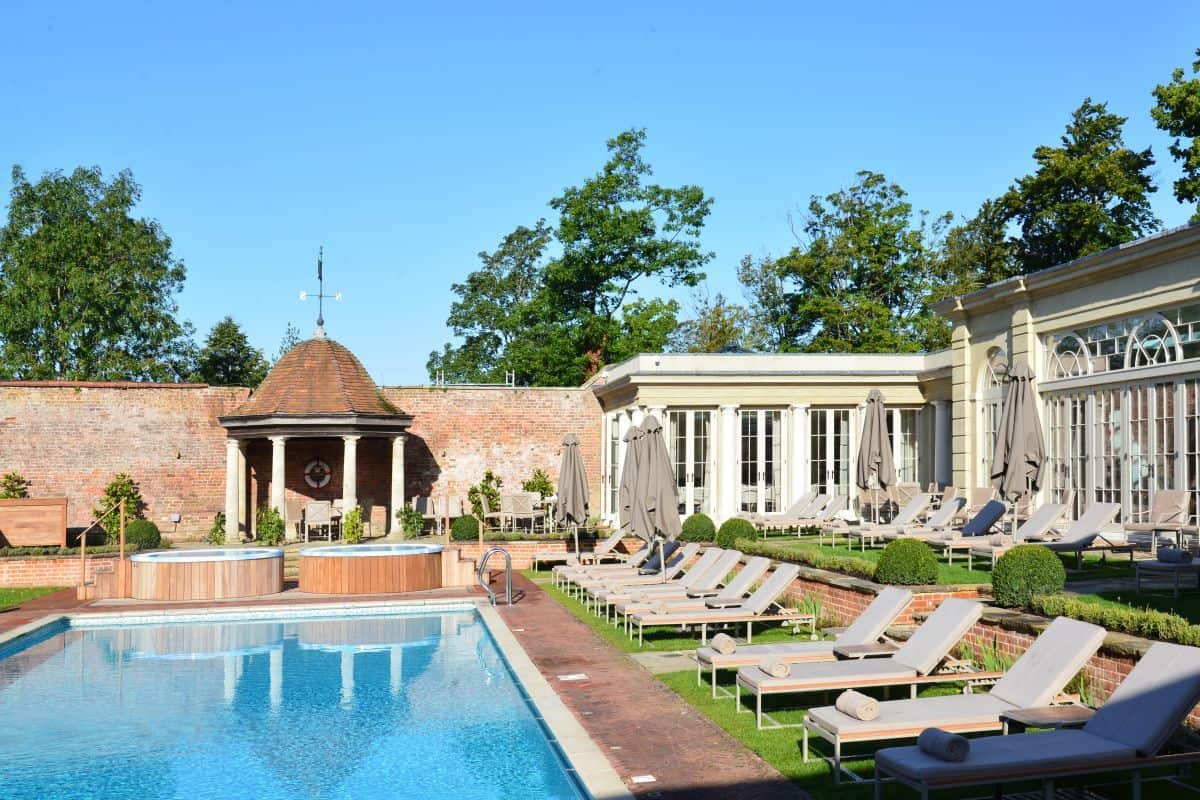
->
[[478, 547, 512, 606]]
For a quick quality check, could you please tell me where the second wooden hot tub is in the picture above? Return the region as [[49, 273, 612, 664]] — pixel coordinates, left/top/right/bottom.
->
[[298, 543, 444, 594]]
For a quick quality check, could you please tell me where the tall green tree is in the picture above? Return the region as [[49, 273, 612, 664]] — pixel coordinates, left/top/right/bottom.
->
[[0, 166, 195, 380], [736, 254, 799, 352], [755, 171, 956, 353], [427, 221, 551, 383], [430, 129, 710, 385], [543, 128, 712, 377], [195, 316, 269, 386], [1002, 99, 1159, 274], [1152, 49, 1200, 220]]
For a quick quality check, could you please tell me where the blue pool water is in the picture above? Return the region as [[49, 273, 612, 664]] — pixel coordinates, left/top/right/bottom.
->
[[0, 608, 584, 799]]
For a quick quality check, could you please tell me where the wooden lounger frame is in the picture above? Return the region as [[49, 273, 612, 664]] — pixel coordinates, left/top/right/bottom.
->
[[735, 658, 1003, 730]]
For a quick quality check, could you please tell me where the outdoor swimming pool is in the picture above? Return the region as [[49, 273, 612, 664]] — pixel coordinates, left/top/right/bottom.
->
[[0, 606, 585, 799]]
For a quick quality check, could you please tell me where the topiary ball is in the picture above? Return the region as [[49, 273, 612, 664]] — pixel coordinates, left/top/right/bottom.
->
[[716, 517, 755, 549], [992, 544, 1066, 608], [450, 515, 481, 541], [123, 519, 162, 549], [680, 513, 717, 543], [874, 539, 939, 585]]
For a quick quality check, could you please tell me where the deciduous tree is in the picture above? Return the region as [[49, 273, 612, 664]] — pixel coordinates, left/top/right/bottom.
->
[[1152, 49, 1200, 220], [1002, 99, 1158, 274], [0, 166, 195, 380]]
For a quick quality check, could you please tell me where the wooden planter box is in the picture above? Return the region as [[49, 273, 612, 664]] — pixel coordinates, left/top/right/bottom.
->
[[0, 498, 68, 547]]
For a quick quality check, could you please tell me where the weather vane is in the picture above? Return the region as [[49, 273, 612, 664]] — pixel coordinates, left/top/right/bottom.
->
[[299, 246, 341, 337]]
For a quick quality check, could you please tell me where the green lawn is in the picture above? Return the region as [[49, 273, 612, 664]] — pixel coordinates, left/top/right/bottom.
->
[[521, 569, 809, 653], [0, 586, 63, 611], [767, 539, 992, 585]]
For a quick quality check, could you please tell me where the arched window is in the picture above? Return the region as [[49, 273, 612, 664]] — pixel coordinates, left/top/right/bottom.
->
[[1125, 314, 1183, 369], [979, 347, 1007, 486], [1047, 333, 1093, 379]]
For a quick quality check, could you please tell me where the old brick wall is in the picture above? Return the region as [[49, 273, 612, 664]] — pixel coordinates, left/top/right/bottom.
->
[[384, 385, 603, 516], [0, 553, 120, 588], [0, 383, 248, 540], [0, 382, 603, 542]]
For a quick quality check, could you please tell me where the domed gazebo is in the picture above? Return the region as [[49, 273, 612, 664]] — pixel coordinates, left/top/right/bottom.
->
[[219, 335, 412, 541]]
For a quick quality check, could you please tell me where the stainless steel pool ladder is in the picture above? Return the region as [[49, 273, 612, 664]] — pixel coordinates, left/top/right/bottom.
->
[[477, 547, 512, 606]]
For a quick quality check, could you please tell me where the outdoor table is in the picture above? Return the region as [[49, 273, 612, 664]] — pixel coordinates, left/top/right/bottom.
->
[[1000, 704, 1095, 734]]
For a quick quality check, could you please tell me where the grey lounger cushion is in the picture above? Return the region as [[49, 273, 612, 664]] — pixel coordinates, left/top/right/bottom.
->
[[808, 693, 1013, 736], [891, 598, 982, 676], [989, 617, 1106, 709], [738, 657, 917, 692], [875, 729, 1134, 785], [838, 587, 913, 644], [1083, 641, 1200, 756]]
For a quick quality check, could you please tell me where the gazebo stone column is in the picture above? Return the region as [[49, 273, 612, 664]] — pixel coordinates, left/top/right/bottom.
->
[[389, 434, 407, 534], [342, 435, 360, 511], [224, 439, 244, 545], [270, 435, 287, 517]]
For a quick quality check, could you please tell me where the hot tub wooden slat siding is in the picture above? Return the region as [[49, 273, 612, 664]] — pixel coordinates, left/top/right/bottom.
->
[[298, 551, 441, 594], [131, 556, 283, 601]]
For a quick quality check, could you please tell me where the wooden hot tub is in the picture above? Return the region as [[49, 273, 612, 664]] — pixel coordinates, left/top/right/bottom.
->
[[129, 548, 284, 601], [298, 543, 444, 594]]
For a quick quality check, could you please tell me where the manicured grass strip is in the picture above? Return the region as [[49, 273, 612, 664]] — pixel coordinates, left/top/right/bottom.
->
[[752, 539, 991, 585], [0, 586, 63, 611], [521, 569, 802, 653]]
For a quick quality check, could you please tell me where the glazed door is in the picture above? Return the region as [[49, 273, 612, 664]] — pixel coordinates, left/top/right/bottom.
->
[[739, 409, 782, 514], [667, 410, 712, 515]]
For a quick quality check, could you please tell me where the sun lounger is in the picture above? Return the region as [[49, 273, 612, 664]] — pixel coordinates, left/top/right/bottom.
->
[[960, 503, 1067, 568], [1136, 557, 1200, 598], [602, 548, 742, 613], [590, 546, 736, 618], [693, 587, 914, 697], [741, 490, 817, 528], [552, 542, 651, 588], [754, 494, 830, 533], [533, 528, 625, 571], [572, 543, 700, 602], [803, 616, 1105, 782], [1039, 502, 1124, 569], [874, 641, 1200, 800], [884, 500, 1005, 545], [628, 563, 808, 645], [1125, 489, 1191, 555], [846, 495, 933, 550], [735, 598, 989, 729], [618, 556, 774, 630], [878, 499, 966, 543]]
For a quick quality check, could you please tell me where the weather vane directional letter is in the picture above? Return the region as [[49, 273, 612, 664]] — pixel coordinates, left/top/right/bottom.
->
[[299, 246, 342, 337]]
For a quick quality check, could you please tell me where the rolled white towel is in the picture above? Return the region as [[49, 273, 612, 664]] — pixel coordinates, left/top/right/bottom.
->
[[651, 601, 670, 615], [988, 534, 1010, 547], [917, 728, 970, 762], [758, 657, 790, 678], [834, 690, 879, 721], [628, 590, 647, 602], [710, 633, 737, 655]]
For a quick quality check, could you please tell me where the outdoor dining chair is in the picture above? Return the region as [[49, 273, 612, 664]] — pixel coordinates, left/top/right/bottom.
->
[[304, 501, 334, 542]]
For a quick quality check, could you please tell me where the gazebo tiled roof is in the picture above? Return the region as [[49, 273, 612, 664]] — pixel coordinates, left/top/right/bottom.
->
[[227, 337, 399, 418]]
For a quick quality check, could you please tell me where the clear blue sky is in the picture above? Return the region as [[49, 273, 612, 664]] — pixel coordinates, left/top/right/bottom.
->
[[2, 2, 1197, 384]]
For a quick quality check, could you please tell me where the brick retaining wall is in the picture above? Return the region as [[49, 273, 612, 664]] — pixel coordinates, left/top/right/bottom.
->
[[0, 553, 119, 587]]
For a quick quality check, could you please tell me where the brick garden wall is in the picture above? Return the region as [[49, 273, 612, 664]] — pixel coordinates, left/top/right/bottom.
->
[[0, 383, 248, 540], [0, 382, 603, 542], [383, 385, 602, 516]]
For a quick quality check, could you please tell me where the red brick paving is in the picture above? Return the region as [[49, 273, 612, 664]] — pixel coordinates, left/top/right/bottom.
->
[[498, 573, 807, 800]]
